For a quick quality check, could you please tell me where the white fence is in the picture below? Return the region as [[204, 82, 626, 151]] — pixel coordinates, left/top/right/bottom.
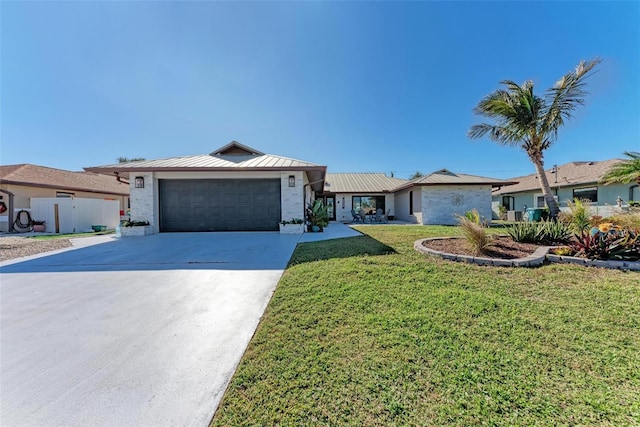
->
[[30, 198, 120, 233]]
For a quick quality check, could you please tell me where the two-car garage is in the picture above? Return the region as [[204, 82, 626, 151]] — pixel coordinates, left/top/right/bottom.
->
[[159, 179, 281, 232]]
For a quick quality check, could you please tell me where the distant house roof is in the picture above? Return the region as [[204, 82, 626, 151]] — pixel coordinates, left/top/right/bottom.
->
[[0, 164, 130, 196], [492, 159, 623, 196], [324, 173, 407, 193], [393, 169, 516, 192], [84, 141, 327, 192]]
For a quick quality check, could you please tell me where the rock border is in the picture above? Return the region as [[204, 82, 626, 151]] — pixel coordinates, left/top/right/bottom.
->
[[414, 237, 640, 271]]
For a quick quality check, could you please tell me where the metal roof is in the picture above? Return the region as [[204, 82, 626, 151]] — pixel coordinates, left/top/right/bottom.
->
[[492, 159, 623, 195], [323, 173, 407, 193], [393, 169, 516, 191], [84, 142, 327, 191], [0, 164, 130, 196]]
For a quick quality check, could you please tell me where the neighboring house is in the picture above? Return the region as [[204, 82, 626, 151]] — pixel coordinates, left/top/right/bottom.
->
[[84, 141, 327, 232], [492, 159, 639, 218], [0, 164, 130, 232]]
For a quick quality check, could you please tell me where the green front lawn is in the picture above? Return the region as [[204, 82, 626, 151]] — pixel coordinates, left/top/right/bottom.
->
[[211, 226, 640, 426], [28, 230, 114, 240]]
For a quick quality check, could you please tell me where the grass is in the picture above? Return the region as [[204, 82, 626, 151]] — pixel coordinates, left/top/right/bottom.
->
[[28, 230, 114, 240], [211, 225, 640, 426]]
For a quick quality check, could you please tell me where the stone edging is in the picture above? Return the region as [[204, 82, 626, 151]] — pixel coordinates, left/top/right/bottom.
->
[[414, 237, 640, 271]]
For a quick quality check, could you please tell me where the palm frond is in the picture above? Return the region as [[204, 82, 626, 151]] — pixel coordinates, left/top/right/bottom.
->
[[467, 123, 523, 145], [600, 151, 640, 185], [542, 58, 602, 138]]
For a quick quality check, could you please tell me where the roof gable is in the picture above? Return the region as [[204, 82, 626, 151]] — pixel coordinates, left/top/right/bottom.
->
[[210, 141, 264, 156]]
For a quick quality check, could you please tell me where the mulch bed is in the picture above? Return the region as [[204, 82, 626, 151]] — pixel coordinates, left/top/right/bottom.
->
[[422, 236, 542, 259]]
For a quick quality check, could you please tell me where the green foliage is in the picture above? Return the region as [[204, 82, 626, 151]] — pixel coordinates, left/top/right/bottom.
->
[[569, 228, 640, 261], [565, 198, 592, 233], [117, 156, 146, 163], [463, 208, 481, 224], [456, 214, 491, 255], [306, 199, 329, 230], [551, 246, 575, 256], [280, 218, 303, 225], [122, 220, 150, 227], [31, 219, 46, 225], [506, 220, 572, 244], [606, 212, 640, 228], [600, 151, 640, 185], [408, 171, 424, 179], [505, 221, 539, 243], [468, 58, 601, 218]]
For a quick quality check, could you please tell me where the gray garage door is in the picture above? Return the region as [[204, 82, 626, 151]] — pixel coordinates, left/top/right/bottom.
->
[[159, 179, 281, 232]]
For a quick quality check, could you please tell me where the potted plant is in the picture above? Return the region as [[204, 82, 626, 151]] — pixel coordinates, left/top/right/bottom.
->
[[306, 200, 329, 232], [31, 219, 46, 233], [120, 219, 153, 237], [279, 218, 304, 234]]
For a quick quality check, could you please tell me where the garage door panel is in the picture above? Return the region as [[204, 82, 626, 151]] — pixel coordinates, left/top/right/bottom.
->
[[160, 179, 281, 232]]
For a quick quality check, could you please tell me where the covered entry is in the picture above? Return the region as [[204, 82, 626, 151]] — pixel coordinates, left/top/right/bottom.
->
[[159, 179, 281, 232]]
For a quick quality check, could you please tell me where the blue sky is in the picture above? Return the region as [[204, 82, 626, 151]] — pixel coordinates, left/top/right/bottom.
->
[[2, 1, 638, 179]]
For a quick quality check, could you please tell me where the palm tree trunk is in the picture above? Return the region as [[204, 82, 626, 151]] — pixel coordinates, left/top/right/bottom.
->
[[532, 159, 560, 218]]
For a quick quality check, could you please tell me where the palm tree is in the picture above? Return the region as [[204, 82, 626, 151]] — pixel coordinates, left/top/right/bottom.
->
[[600, 151, 640, 185], [468, 58, 601, 217]]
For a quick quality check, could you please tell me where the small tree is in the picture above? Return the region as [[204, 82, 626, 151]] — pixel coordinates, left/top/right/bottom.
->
[[409, 171, 424, 180], [468, 58, 601, 218], [117, 157, 146, 163]]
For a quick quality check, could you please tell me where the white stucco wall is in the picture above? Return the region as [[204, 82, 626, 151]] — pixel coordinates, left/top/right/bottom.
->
[[129, 172, 157, 231], [422, 185, 492, 225], [332, 193, 395, 222], [281, 171, 305, 222], [393, 188, 421, 224]]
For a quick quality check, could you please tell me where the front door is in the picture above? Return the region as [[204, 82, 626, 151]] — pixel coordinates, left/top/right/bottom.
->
[[325, 196, 336, 221]]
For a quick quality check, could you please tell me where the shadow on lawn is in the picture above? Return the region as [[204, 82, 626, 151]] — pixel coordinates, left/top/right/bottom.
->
[[288, 235, 396, 266]]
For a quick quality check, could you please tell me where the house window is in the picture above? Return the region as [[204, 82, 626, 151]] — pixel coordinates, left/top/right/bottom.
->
[[573, 187, 598, 203], [501, 196, 514, 211], [536, 195, 546, 208], [352, 196, 385, 214], [630, 185, 639, 202], [56, 192, 74, 198], [409, 191, 414, 215]]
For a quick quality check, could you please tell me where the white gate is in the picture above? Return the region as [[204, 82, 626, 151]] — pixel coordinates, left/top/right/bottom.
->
[[30, 198, 120, 233]]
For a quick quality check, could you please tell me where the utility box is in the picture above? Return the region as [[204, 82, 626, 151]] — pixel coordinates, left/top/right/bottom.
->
[[507, 210, 523, 222]]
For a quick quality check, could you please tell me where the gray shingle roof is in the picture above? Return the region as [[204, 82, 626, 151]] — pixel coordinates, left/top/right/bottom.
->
[[493, 159, 623, 195], [323, 173, 407, 193], [0, 164, 130, 195]]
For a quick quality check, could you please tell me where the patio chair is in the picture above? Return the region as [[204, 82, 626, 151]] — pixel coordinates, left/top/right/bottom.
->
[[384, 209, 390, 223], [358, 209, 367, 223], [351, 209, 362, 223], [375, 208, 384, 223]]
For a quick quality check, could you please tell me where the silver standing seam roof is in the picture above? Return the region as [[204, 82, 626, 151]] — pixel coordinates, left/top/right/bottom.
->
[[323, 173, 408, 193], [84, 141, 327, 192]]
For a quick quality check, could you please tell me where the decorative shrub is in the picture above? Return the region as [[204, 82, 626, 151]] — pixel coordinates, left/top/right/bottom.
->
[[456, 214, 491, 255], [565, 198, 592, 233], [122, 220, 150, 227], [505, 220, 571, 244], [280, 218, 303, 225], [551, 246, 575, 256], [569, 227, 640, 261]]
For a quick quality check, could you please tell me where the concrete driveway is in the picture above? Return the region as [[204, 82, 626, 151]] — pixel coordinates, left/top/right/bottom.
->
[[0, 232, 301, 426]]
